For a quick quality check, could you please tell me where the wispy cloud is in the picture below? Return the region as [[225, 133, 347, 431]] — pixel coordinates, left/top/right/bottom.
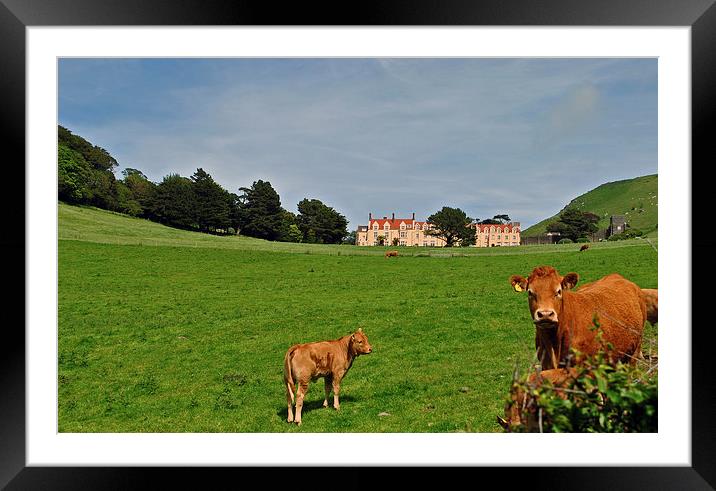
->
[[59, 58, 657, 229]]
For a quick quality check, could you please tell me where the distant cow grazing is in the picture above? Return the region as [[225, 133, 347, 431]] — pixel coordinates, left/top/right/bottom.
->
[[283, 328, 373, 425], [641, 288, 658, 324], [385, 250, 399, 258], [509, 266, 647, 369], [579, 244, 590, 252]]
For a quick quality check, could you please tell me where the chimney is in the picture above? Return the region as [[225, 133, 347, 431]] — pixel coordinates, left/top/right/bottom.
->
[[369, 212, 372, 221], [412, 212, 415, 220], [392, 213, 395, 220]]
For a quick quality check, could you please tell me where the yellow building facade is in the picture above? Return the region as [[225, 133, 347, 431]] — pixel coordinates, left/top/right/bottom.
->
[[356, 213, 520, 247]]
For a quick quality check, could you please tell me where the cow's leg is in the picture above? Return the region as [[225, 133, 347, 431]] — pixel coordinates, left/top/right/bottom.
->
[[295, 381, 309, 426], [286, 381, 294, 423], [323, 376, 332, 408], [332, 378, 342, 410]]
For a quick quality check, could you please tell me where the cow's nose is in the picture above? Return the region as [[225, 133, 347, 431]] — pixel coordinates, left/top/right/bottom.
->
[[536, 310, 556, 321]]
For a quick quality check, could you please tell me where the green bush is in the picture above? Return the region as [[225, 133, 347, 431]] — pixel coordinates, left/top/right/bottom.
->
[[504, 321, 658, 433], [608, 228, 644, 241], [576, 237, 590, 243], [557, 238, 573, 244], [504, 348, 657, 433]]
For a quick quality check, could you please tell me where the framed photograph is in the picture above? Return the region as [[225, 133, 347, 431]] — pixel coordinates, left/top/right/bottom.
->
[[4, 0, 713, 487]]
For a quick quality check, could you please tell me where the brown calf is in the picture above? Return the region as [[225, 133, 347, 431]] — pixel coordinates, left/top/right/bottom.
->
[[283, 328, 373, 425], [498, 368, 578, 431], [640, 288, 658, 324], [509, 266, 647, 370], [579, 244, 590, 252], [385, 250, 399, 258]]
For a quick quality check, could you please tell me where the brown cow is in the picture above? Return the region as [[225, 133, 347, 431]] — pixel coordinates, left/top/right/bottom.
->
[[283, 328, 373, 425], [641, 288, 658, 324], [579, 244, 590, 252], [385, 250, 399, 258], [509, 266, 647, 370], [498, 368, 578, 431]]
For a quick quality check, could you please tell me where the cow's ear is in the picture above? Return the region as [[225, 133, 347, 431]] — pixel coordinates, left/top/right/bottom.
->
[[562, 272, 579, 290], [351, 334, 355, 341], [510, 275, 527, 293]]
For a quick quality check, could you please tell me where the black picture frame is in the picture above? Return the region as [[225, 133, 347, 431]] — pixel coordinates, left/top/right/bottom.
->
[[2, 0, 713, 488]]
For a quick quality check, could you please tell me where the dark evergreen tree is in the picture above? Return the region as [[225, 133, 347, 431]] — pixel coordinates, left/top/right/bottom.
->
[[296, 198, 348, 244], [426, 206, 476, 247], [150, 174, 198, 230], [547, 208, 599, 241], [191, 168, 230, 233], [237, 180, 285, 240]]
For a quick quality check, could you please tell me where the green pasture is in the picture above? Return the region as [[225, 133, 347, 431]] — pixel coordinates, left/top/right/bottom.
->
[[58, 204, 658, 432]]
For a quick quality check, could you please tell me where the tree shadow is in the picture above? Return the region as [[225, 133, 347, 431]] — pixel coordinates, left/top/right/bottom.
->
[[275, 395, 357, 419]]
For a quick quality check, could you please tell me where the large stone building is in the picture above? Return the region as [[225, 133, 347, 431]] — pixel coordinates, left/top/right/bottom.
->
[[470, 222, 521, 247], [356, 213, 446, 247], [356, 213, 520, 247]]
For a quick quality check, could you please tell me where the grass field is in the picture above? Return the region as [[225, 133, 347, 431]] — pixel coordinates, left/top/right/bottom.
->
[[58, 204, 658, 432]]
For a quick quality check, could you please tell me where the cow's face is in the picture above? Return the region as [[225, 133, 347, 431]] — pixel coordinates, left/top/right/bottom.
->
[[351, 328, 373, 355], [510, 266, 578, 326]]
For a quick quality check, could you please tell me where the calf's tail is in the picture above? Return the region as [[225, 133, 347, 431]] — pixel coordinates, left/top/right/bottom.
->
[[284, 347, 297, 403]]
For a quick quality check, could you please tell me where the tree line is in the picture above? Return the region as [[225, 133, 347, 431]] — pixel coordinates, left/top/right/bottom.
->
[[58, 126, 349, 244]]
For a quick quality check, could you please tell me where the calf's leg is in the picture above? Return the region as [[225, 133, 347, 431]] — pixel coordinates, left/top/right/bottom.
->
[[323, 377, 332, 408], [332, 379, 342, 410], [295, 382, 309, 426], [286, 382, 295, 423]]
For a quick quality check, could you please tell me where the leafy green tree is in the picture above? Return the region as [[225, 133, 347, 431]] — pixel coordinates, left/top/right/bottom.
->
[[279, 210, 300, 242], [296, 198, 348, 244], [237, 180, 285, 241], [58, 143, 93, 203], [116, 180, 143, 216], [305, 229, 317, 244], [426, 206, 476, 247], [494, 214, 511, 223], [191, 168, 230, 233], [286, 224, 303, 243], [122, 168, 156, 217], [376, 235, 385, 246], [547, 209, 599, 242], [58, 126, 120, 210], [59, 125, 119, 173], [150, 174, 198, 230]]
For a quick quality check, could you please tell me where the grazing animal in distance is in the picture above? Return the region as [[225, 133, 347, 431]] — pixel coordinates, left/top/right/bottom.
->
[[579, 244, 590, 252], [640, 288, 658, 324], [385, 250, 399, 258], [283, 328, 373, 426], [509, 266, 647, 370]]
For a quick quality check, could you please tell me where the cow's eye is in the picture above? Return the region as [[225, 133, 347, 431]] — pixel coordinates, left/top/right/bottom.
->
[[358, 340, 363, 344], [556, 289, 562, 297]]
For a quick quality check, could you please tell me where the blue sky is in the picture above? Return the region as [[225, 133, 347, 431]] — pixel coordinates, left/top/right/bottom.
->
[[58, 58, 657, 229]]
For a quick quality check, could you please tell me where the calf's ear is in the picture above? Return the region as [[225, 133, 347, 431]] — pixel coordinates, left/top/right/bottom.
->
[[562, 272, 579, 290], [510, 275, 527, 292]]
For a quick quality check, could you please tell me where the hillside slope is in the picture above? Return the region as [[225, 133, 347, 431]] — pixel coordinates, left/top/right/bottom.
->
[[58, 202, 655, 256], [522, 174, 658, 237]]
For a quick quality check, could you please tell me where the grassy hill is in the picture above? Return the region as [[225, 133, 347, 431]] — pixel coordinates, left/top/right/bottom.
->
[[59, 202, 656, 257], [521, 174, 658, 238], [57, 202, 657, 433]]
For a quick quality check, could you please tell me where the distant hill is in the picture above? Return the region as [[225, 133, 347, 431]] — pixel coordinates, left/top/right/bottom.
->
[[521, 174, 658, 238]]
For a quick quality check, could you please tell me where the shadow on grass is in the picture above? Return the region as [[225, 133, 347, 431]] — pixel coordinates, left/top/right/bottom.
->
[[275, 395, 357, 419]]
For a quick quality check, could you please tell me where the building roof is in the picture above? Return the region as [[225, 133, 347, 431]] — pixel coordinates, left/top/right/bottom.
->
[[471, 223, 520, 232], [367, 218, 429, 230]]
